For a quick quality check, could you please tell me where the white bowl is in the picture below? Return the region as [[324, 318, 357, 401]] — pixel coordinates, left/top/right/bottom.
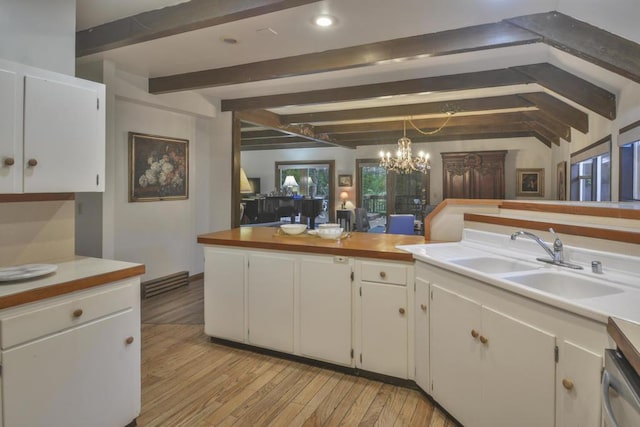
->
[[319, 223, 341, 229], [318, 227, 344, 239], [280, 224, 307, 235]]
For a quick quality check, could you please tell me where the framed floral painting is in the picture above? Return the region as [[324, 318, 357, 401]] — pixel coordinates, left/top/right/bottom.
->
[[128, 132, 189, 202]]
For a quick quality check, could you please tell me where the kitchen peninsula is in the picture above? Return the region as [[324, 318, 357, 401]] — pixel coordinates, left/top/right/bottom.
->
[[198, 228, 426, 379]]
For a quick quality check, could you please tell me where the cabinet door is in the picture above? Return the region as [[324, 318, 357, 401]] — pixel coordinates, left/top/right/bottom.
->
[[204, 248, 245, 342], [0, 68, 19, 193], [3, 310, 139, 427], [481, 306, 556, 427], [299, 256, 352, 366], [360, 281, 408, 378], [430, 284, 483, 427], [23, 75, 104, 192], [248, 253, 295, 353], [414, 277, 429, 391], [557, 341, 602, 427]]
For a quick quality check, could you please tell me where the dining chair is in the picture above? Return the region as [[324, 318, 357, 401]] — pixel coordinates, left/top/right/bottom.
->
[[387, 214, 415, 235]]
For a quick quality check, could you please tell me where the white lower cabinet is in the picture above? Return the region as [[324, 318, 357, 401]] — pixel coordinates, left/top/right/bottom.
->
[[0, 279, 140, 427], [203, 247, 245, 342], [557, 340, 603, 427], [247, 253, 295, 353], [414, 277, 429, 391], [430, 284, 556, 427], [203, 246, 416, 378], [357, 260, 412, 379], [299, 255, 352, 366]]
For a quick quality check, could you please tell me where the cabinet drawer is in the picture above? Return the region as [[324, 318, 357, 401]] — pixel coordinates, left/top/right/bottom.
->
[[0, 281, 136, 349], [361, 261, 408, 286]]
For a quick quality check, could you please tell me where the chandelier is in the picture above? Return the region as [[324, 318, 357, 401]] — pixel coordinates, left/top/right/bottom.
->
[[379, 113, 454, 174]]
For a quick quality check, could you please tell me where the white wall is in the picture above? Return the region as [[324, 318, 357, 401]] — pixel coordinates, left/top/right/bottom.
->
[[74, 61, 224, 281], [0, 0, 75, 75]]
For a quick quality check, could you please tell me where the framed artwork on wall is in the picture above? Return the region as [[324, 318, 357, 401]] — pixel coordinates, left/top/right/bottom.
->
[[557, 161, 567, 200], [128, 132, 189, 202], [516, 168, 545, 197], [338, 174, 352, 187]]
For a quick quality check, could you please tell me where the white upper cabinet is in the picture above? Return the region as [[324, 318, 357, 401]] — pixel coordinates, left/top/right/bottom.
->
[[0, 68, 19, 193], [0, 58, 105, 193]]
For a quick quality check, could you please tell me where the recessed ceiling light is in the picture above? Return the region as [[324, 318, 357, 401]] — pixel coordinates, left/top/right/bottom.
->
[[314, 15, 336, 27]]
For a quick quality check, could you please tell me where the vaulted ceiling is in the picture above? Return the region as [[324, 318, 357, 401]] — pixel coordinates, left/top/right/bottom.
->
[[75, 0, 640, 151]]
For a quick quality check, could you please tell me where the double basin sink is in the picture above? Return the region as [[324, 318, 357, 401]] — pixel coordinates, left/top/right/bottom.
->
[[448, 256, 623, 300]]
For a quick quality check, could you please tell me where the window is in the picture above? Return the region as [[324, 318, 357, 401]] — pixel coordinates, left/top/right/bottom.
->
[[570, 153, 610, 201], [620, 140, 640, 201]]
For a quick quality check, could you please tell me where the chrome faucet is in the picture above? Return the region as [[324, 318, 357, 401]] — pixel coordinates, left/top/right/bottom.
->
[[510, 228, 582, 269]]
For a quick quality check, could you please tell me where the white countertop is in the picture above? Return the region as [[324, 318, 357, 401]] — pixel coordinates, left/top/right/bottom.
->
[[0, 257, 144, 308], [398, 229, 640, 324]]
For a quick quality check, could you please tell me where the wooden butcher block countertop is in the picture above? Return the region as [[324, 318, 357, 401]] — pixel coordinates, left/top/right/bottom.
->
[[197, 227, 428, 261]]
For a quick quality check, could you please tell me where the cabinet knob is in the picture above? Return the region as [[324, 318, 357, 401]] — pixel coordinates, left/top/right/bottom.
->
[[72, 309, 83, 318], [562, 378, 574, 390], [398, 307, 405, 315], [3, 157, 14, 166], [125, 336, 135, 345], [27, 158, 38, 167], [479, 335, 488, 345], [379, 271, 386, 279], [420, 303, 427, 311], [471, 329, 480, 338]]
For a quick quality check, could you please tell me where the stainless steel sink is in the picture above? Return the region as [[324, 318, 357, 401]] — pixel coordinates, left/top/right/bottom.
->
[[449, 256, 539, 274], [505, 271, 623, 299]]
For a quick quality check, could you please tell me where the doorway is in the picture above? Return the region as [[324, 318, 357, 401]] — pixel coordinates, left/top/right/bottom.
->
[[356, 159, 430, 232]]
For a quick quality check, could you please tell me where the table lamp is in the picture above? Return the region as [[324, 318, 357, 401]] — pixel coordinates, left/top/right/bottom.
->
[[240, 168, 253, 194], [340, 191, 349, 209], [283, 175, 298, 194]]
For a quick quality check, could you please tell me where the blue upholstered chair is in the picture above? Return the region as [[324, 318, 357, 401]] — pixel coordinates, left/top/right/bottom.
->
[[387, 214, 415, 235]]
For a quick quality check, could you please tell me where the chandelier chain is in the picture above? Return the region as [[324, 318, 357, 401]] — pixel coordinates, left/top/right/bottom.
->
[[407, 112, 454, 136]]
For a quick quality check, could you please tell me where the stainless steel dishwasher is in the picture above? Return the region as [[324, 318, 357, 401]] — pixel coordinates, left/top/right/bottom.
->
[[602, 349, 640, 427]]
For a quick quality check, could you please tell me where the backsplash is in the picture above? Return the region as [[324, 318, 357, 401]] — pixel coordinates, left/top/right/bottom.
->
[[0, 200, 75, 266]]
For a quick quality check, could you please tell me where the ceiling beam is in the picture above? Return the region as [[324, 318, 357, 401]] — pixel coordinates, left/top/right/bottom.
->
[[236, 109, 339, 146], [522, 111, 571, 141], [222, 68, 534, 111], [280, 95, 535, 124], [525, 122, 560, 146], [241, 140, 336, 151], [506, 11, 640, 85], [149, 21, 540, 93], [512, 63, 616, 119], [241, 129, 298, 140], [76, 0, 322, 57], [518, 92, 588, 133], [314, 112, 533, 134], [332, 123, 534, 144]]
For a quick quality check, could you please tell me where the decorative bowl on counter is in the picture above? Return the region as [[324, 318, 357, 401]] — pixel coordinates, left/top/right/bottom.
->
[[280, 224, 308, 235], [318, 227, 344, 239]]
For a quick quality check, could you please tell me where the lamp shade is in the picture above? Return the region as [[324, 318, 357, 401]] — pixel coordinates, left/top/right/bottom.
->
[[340, 191, 349, 201], [240, 168, 252, 193], [283, 175, 298, 188]]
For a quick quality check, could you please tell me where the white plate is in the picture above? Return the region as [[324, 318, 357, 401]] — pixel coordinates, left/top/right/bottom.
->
[[307, 230, 319, 235], [0, 264, 58, 282]]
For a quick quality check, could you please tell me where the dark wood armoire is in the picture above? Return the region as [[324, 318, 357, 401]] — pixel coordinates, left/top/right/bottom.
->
[[441, 150, 507, 199]]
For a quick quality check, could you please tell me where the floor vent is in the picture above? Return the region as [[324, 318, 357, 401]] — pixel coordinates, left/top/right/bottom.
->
[[142, 271, 189, 298]]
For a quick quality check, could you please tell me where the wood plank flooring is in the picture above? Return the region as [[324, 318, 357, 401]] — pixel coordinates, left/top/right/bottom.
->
[[139, 279, 458, 426]]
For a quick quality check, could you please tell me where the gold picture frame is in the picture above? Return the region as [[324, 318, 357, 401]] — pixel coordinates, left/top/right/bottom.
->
[[128, 132, 189, 202], [338, 174, 352, 187], [516, 168, 545, 197]]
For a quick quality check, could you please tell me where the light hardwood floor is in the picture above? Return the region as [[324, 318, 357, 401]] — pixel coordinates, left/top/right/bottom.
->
[[139, 280, 458, 426]]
